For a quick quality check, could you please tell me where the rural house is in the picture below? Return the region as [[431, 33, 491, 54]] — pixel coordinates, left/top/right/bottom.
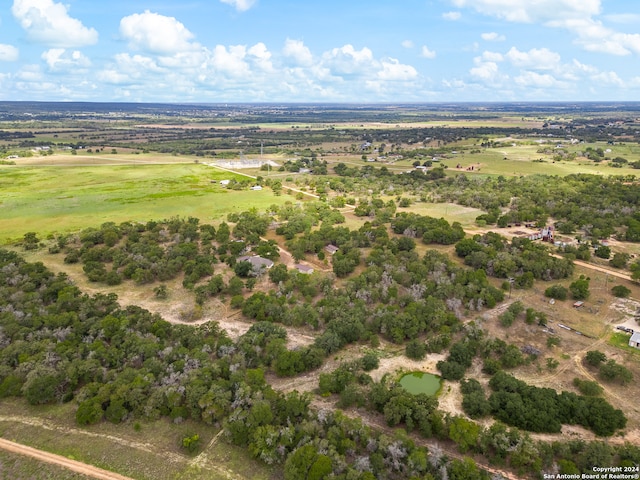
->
[[629, 332, 640, 349], [237, 255, 274, 275], [325, 245, 339, 255], [295, 264, 314, 275]]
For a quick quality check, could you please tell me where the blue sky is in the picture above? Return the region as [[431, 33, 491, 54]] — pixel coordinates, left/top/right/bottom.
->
[[1, 0, 640, 102]]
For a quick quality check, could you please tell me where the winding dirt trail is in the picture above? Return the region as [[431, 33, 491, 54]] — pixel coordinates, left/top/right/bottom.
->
[[549, 254, 633, 281], [0, 437, 134, 480]]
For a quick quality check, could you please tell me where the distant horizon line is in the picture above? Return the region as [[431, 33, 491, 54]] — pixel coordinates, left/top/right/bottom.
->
[[1, 100, 640, 105]]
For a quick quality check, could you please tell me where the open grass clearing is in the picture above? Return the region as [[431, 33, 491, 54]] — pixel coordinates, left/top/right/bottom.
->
[[563, 141, 640, 162], [13, 152, 206, 166], [0, 163, 293, 244], [0, 448, 95, 480], [338, 199, 485, 232], [398, 202, 485, 228], [0, 399, 277, 480], [609, 332, 640, 357], [20, 246, 201, 324], [381, 141, 640, 177], [444, 152, 639, 176]]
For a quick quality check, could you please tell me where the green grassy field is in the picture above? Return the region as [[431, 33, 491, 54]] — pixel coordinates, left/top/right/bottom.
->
[[0, 163, 291, 244], [398, 202, 485, 228], [609, 332, 640, 356], [436, 148, 640, 177], [16, 152, 213, 166]]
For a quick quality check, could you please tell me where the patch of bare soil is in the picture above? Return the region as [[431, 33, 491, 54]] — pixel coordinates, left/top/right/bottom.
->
[[269, 343, 470, 419], [131, 294, 316, 349], [368, 352, 466, 418], [26, 248, 316, 351], [610, 297, 640, 330]]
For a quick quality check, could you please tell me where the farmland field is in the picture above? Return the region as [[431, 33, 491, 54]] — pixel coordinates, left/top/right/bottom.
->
[[0, 162, 292, 244]]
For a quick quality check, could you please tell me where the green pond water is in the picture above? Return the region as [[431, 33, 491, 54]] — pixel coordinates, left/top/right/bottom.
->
[[399, 372, 442, 395]]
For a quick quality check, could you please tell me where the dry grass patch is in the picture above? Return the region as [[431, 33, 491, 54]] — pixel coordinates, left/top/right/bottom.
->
[[0, 399, 277, 480], [0, 449, 94, 480]]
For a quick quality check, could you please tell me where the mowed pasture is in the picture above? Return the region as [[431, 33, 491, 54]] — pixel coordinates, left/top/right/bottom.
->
[[0, 162, 291, 244], [437, 147, 640, 177], [397, 202, 485, 228], [331, 142, 640, 178], [15, 152, 201, 166]]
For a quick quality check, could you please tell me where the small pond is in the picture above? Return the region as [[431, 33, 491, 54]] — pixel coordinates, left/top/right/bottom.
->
[[399, 372, 442, 396]]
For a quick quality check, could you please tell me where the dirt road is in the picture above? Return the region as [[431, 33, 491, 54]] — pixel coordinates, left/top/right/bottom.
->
[[0, 438, 134, 480], [548, 252, 632, 281], [571, 258, 632, 281]]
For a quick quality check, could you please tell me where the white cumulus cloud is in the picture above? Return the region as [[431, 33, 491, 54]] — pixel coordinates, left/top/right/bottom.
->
[[421, 46, 436, 59], [219, 0, 257, 12], [377, 58, 418, 81], [42, 48, 90, 71], [120, 11, 197, 55], [480, 51, 504, 62], [210, 45, 251, 77], [97, 69, 132, 85], [629, 77, 640, 88], [247, 42, 273, 71], [323, 45, 376, 75], [283, 39, 313, 67], [571, 59, 598, 75], [97, 53, 167, 87], [12, 0, 98, 47], [451, 0, 640, 57], [505, 47, 561, 70], [442, 11, 461, 20], [450, 0, 600, 23], [514, 71, 564, 88], [604, 13, 640, 24], [556, 18, 640, 56], [16, 64, 43, 82], [481, 32, 505, 41], [470, 60, 500, 82], [513, 70, 571, 90], [592, 71, 624, 87], [0, 44, 19, 62]]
